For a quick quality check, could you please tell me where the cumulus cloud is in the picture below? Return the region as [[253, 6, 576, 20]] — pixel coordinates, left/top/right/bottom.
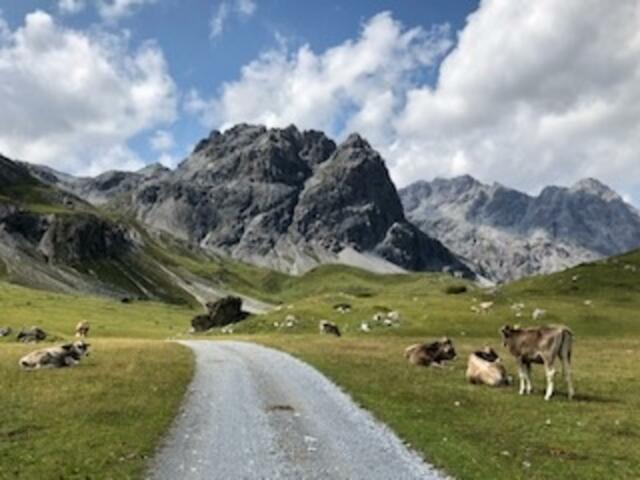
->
[[0, 10, 176, 175], [196, 12, 452, 141], [191, 1, 640, 204], [98, 0, 157, 22], [210, 0, 257, 39], [392, 0, 640, 200], [149, 129, 175, 151], [58, 0, 86, 15]]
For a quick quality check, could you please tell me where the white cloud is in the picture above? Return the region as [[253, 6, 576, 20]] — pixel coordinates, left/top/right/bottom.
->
[[58, 0, 86, 15], [0, 10, 176, 175], [391, 0, 640, 200], [210, 0, 257, 39], [149, 129, 175, 151], [191, 2, 640, 205], [98, 0, 157, 22], [196, 11, 452, 141]]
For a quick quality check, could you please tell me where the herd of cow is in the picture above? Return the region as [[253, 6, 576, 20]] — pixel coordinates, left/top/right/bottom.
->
[[320, 320, 575, 401], [16, 315, 574, 401]]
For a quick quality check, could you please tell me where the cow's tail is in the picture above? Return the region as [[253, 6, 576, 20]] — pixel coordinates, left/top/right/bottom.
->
[[560, 328, 573, 368], [559, 327, 575, 399]]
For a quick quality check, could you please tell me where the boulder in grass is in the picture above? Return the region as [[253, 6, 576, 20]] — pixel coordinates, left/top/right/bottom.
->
[[191, 296, 246, 332]]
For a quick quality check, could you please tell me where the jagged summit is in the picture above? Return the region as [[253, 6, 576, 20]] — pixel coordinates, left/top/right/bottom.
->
[[571, 177, 620, 201], [24, 125, 471, 277]]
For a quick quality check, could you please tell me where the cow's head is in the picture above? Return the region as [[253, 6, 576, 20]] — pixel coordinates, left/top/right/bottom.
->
[[72, 341, 91, 357], [500, 325, 518, 345], [438, 337, 457, 361]]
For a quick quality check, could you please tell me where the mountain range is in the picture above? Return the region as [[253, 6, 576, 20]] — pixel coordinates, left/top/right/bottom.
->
[[24, 124, 470, 277], [1, 123, 638, 300], [400, 175, 640, 281]]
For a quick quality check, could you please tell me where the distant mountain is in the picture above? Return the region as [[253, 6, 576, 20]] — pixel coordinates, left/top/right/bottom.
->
[[25, 125, 472, 277], [400, 175, 640, 282]]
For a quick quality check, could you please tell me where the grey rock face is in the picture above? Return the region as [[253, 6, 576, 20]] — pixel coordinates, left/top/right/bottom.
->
[[99, 124, 470, 276], [400, 176, 640, 282], [24, 162, 170, 206]]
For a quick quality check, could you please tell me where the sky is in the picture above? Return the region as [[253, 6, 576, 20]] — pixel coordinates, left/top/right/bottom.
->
[[0, 0, 639, 205]]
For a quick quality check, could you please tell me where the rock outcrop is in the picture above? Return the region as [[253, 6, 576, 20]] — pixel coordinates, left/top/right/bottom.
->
[[191, 296, 246, 331]]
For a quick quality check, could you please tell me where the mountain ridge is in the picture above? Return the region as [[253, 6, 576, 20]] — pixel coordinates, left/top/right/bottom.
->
[[400, 174, 640, 282], [24, 124, 472, 277]]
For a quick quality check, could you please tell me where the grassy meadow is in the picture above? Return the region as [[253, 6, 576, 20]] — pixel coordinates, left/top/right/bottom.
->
[[0, 249, 639, 478]]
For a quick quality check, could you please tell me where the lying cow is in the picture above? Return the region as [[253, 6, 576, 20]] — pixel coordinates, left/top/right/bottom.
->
[[75, 321, 90, 338], [500, 324, 574, 400], [404, 338, 457, 367], [19, 341, 90, 370], [319, 320, 341, 337], [466, 347, 510, 387], [17, 327, 47, 343]]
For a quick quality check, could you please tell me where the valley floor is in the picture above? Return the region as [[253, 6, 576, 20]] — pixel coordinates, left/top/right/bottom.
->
[[1, 249, 639, 479]]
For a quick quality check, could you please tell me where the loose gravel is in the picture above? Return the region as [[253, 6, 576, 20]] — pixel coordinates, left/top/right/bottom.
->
[[147, 340, 446, 480]]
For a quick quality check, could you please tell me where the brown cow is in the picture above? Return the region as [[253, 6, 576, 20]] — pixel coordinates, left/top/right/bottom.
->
[[75, 321, 90, 338], [319, 320, 341, 337], [404, 338, 457, 367], [500, 325, 574, 400], [466, 346, 510, 387]]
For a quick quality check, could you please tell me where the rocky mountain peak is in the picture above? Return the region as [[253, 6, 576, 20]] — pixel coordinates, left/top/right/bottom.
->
[[571, 177, 620, 201], [400, 174, 640, 282], [17, 125, 471, 277], [340, 132, 371, 150]]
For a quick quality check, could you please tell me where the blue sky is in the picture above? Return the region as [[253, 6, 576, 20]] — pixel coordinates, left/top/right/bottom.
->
[[0, 0, 639, 205], [0, 0, 477, 168]]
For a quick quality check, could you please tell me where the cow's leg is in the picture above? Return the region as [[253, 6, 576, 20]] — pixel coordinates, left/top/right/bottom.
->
[[544, 359, 556, 401], [517, 362, 527, 395], [524, 363, 533, 394]]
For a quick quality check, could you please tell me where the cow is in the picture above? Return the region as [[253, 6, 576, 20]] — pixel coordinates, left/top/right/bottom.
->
[[466, 346, 510, 387], [319, 320, 341, 337], [16, 327, 47, 343], [404, 338, 457, 367], [478, 302, 494, 314], [75, 321, 90, 338], [500, 325, 574, 400], [19, 341, 91, 370], [0, 326, 12, 337], [532, 308, 546, 320]]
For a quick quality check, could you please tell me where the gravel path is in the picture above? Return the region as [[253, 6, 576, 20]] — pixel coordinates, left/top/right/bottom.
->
[[148, 341, 446, 480]]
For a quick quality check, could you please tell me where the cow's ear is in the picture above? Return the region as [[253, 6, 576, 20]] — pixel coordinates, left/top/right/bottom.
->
[[61, 344, 73, 351]]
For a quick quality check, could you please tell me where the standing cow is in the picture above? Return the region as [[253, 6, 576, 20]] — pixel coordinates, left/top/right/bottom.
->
[[75, 321, 90, 338], [500, 325, 574, 400]]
